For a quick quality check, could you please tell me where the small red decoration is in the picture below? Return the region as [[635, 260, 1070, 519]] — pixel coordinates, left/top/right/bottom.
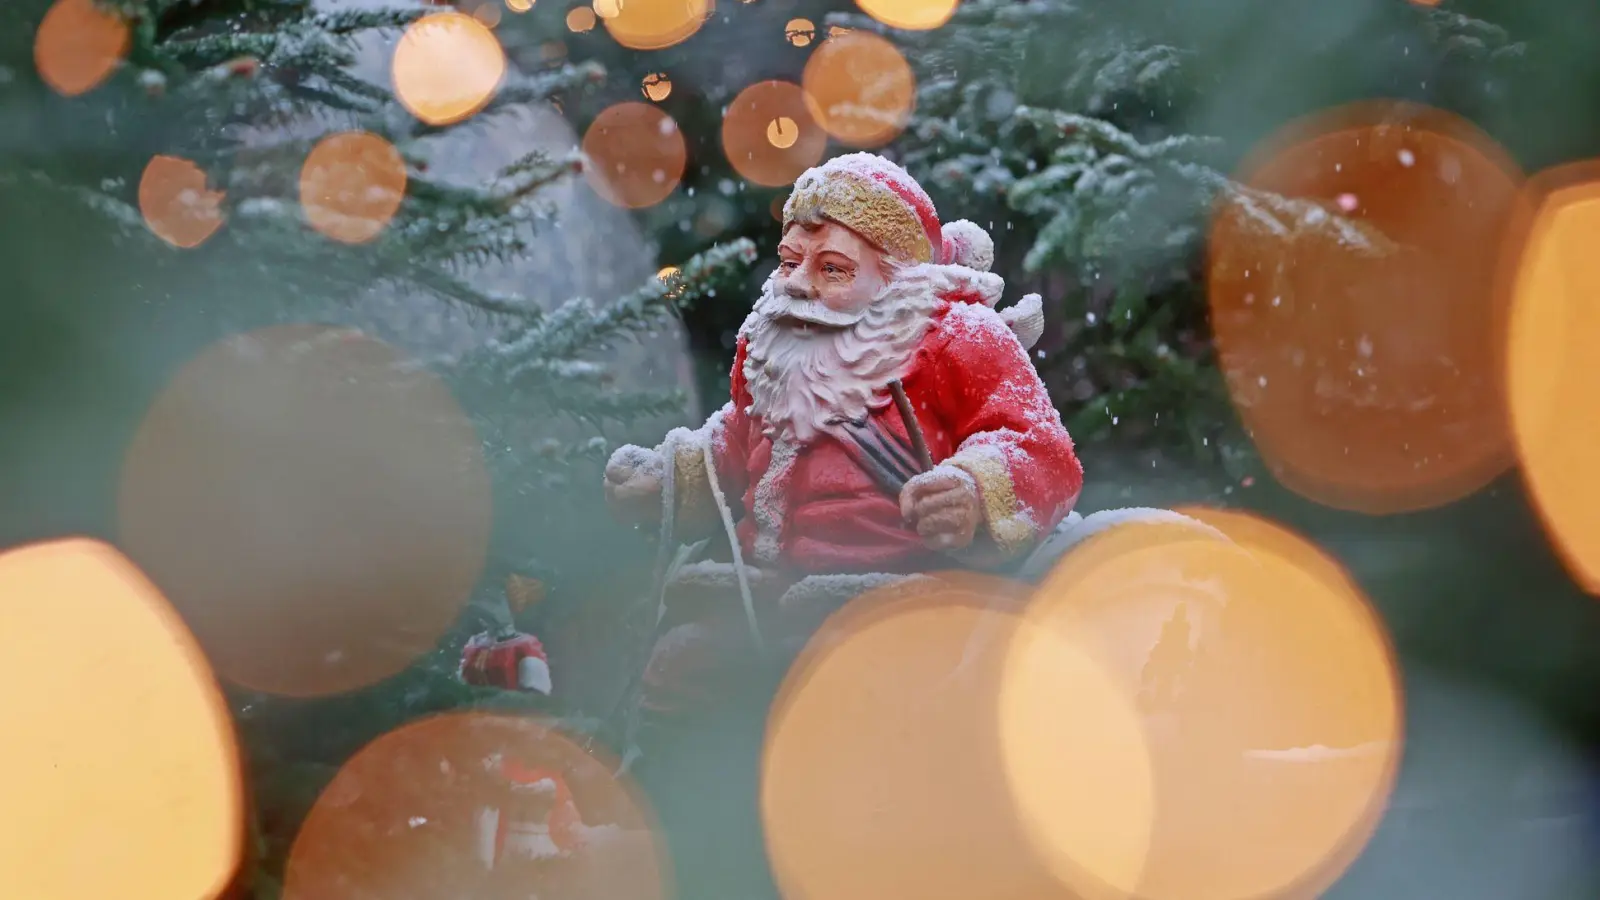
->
[[459, 630, 552, 694]]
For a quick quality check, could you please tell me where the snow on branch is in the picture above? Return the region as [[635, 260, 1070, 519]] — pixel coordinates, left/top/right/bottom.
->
[[492, 238, 757, 372]]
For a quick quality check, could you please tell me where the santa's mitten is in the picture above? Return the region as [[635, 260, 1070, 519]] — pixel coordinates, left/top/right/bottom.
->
[[459, 629, 553, 694]]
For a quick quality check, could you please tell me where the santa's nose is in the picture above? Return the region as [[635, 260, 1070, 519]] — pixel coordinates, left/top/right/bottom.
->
[[783, 277, 818, 300]]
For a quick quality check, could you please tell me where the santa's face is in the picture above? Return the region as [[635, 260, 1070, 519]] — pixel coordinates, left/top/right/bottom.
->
[[772, 221, 889, 327], [745, 252, 943, 444]]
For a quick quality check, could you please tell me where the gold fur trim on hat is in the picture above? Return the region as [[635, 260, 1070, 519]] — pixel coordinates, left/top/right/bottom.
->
[[785, 172, 935, 263], [946, 450, 1040, 562]]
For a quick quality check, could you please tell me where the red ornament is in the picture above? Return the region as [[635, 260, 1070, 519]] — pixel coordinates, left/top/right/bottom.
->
[[459, 630, 552, 694]]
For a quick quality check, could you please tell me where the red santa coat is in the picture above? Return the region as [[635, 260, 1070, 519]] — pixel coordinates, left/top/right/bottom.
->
[[665, 299, 1083, 575]]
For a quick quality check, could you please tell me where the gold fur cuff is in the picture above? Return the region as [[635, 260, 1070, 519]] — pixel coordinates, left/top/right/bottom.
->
[[667, 439, 718, 535], [945, 450, 1040, 563]]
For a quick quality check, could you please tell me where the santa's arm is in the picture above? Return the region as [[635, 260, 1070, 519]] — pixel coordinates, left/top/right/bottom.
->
[[656, 341, 754, 539], [933, 307, 1084, 567]]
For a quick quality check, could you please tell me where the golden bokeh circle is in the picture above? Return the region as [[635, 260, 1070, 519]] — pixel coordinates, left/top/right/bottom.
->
[[604, 0, 710, 51], [393, 11, 506, 126], [641, 72, 672, 102], [118, 324, 492, 698], [1011, 514, 1401, 900], [722, 81, 828, 188], [582, 102, 688, 209], [801, 31, 916, 149], [299, 131, 408, 245], [285, 713, 668, 899], [764, 573, 1108, 900], [1503, 162, 1600, 595], [139, 155, 227, 249], [0, 540, 244, 899], [34, 0, 130, 97], [785, 18, 815, 47], [567, 6, 596, 32], [1207, 101, 1523, 514], [856, 0, 959, 31]]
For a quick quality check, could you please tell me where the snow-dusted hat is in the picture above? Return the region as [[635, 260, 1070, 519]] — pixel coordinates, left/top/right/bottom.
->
[[783, 153, 995, 273]]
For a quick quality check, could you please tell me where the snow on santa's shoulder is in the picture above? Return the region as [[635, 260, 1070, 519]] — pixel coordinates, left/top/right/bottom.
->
[[934, 301, 1070, 436]]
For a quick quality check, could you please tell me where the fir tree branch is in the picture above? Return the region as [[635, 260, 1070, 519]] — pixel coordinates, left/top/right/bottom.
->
[[495, 238, 755, 371]]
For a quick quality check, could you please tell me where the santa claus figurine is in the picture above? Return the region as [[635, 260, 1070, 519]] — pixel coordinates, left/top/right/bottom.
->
[[603, 153, 1085, 713]]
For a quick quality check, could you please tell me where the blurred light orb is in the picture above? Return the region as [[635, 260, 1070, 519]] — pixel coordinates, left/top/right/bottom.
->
[[593, 0, 622, 19], [856, 0, 958, 31], [603, 0, 709, 50], [721, 81, 827, 188], [285, 713, 668, 900], [785, 18, 815, 47], [300, 130, 408, 245], [657, 265, 679, 280], [507, 0, 535, 11], [1504, 163, 1600, 595], [139, 155, 226, 249], [582, 102, 687, 209], [567, 6, 596, 32], [1011, 514, 1402, 900], [0, 540, 244, 900], [770, 193, 788, 222], [641, 72, 673, 102], [763, 573, 1135, 900], [473, 2, 503, 27], [34, 0, 130, 97], [801, 31, 916, 148], [767, 116, 799, 149], [118, 324, 492, 698], [1207, 101, 1523, 514], [393, 11, 506, 126]]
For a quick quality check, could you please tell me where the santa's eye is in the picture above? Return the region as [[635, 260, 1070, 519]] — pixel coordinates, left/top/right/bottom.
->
[[823, 264, 845, 276], [779, 259, 799, 271]]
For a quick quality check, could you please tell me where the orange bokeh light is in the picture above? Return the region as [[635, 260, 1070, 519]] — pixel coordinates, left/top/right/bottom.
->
[[603, 0, 709, 50], [641, 72, 672, 102], [138, 155, 226, 249], [34, 0, 130, 97], [567, 5, 596, 32], [801, 31, 917, 149], [118, 324, 492, 698], [763, 572, 1138, 900], [1503, 162, 1600, 595], [722, 81, 828, 188], [299, 130, 408, 245], [393, 11, 506, 126], [582, 102, 687, 210], [284, 713, 667, 900], [857, 0, 958, 31], [0, 539, 244, 899], [1207, 101, 1524, 514], [785, 18, 815, 47], [1011, 513, 1401, 900]]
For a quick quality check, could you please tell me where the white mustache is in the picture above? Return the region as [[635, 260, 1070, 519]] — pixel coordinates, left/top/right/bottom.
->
[[757, 292, 866, 328]]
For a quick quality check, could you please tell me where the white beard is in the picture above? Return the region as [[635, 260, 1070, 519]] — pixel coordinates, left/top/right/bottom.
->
[[742, 266, 944, 444]]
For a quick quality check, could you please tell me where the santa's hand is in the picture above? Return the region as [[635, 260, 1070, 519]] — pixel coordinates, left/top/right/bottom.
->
[[604, 444, 665, 528], [900, 465, 982, 552]]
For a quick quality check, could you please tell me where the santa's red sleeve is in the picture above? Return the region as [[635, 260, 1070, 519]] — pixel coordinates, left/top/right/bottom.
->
[[930, 303, 1084, 567], [656, 338, 754, 539]]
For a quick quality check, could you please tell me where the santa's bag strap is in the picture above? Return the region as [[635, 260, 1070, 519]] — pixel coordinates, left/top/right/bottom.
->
[[702, 440, 767, 655]]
